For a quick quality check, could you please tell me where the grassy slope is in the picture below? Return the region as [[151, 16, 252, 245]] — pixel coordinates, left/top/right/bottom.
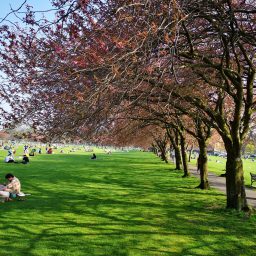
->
[[0, 149, 255, 256]]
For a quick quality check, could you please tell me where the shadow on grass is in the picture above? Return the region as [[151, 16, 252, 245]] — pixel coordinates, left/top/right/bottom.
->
[[0, 152, 255, 255]]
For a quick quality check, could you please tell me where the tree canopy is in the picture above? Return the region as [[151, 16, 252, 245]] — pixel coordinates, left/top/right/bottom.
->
[[0, 0, 256, 210]]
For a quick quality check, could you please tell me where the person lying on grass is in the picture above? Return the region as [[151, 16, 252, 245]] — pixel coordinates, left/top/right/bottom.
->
[[0, 173, 22, 202]]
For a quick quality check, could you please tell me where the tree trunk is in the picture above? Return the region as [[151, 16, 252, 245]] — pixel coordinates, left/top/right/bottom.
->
[[196, 140, 209, 189], [167, 130, 182, 170], [225, 150, 248, 210], [160, 149, 168, 163], [154, 139, 168, 163], [174, 146, 182, 170], [159, 142, 168, 163], [188, 144, 193, 162], [151, 144, 157, 155], [180, 134, 189, 177]]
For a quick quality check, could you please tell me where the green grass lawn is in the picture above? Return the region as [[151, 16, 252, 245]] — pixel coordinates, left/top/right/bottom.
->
[[0, 149, 255, 256], [189, 155, 256, 186]]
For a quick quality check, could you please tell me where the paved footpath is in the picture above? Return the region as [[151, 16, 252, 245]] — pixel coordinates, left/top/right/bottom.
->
[[189, 166, 256, 208]]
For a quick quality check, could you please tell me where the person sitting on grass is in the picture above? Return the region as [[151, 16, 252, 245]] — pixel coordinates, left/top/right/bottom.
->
[[29, 148, 37, 156], [0, 173, 21, 202], [91, 153, 97, 160], [47, 148, 53, 154], [22, 154, 30, 164], [4, 155, 15, 163]]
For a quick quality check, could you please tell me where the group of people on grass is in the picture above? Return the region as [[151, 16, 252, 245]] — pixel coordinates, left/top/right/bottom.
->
[[3, 144, 34, 164], [0, 143, 100, 203], [24, 145, 42, 156], [0, 173, 23, 203], [3, 144, 98, 162], [4, 153, 29, 164]]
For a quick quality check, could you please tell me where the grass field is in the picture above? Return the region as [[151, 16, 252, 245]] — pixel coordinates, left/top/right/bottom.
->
[[190, 155, 256, 186], [0, 148, 255, 256]]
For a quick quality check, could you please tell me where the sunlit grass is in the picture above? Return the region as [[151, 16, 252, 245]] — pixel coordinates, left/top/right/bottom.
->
[[190, 155, 256, 186], [0, 149, 255, 256]]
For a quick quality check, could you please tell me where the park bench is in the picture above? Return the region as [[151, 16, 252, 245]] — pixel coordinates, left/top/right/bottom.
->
[[250, 173, 256, 187]]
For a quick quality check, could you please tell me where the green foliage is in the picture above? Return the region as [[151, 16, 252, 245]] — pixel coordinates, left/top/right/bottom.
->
[[245, 143, 255, 155], [0, 149, 255, 255]]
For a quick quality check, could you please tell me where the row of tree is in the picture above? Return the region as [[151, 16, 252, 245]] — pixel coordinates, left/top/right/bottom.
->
[[0, 0, 255, 211]]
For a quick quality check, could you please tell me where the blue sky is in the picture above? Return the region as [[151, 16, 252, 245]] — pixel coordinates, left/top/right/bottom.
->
[[0, 0, 55, 24]]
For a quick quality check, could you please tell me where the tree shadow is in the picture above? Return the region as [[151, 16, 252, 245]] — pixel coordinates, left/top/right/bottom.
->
[[0, 152, 255, 255]]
